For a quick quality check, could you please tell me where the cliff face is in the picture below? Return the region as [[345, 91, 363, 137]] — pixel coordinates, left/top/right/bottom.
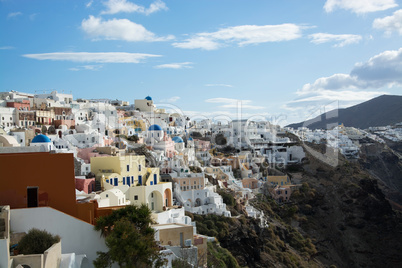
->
[[292, 143, 402, 268], [193, 139, 402, 268]]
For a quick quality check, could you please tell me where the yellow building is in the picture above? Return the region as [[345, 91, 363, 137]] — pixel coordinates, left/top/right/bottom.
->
[[267, 175, 290, 186], [91, 154, 173, 212]]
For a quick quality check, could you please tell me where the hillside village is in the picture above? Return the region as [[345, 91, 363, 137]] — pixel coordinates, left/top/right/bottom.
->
[[1, 90, 402, 267]]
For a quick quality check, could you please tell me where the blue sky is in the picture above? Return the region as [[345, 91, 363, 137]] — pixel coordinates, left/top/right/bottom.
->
[[1, 0, 402, 125]]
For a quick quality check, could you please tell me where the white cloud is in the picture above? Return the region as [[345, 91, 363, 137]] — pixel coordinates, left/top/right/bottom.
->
[[101, 0, 167, 15], [183, 109, 271, 122], [205, 84, 233, 88], [160, 96, 180, 103], [324, 0, 398, 14], [173, 24, 304, 50], [205, 98, 265, 110], [7, 12, 22, 19], [154, 62, 193, 69], [81, 16, 174, 42], [299, 48, 402, 95], [0, 46, 15, 50], [373, 9, 402, 35], [286, 47, 402, 110], [22, 52, 161, 63], [29, 13, 38, 21], [309, 33, 362, 47], [86, 0, 94, 8], [69, 65, 103, 71]]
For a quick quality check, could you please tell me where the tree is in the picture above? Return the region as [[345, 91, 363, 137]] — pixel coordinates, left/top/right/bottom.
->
[[94, 204, 164, 268], [18, 228, 60, 255], [214, 133, 227, 146]]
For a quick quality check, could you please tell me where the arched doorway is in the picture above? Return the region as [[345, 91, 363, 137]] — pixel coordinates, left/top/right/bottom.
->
[[147, 191, 163, 212], [163, 188, 172, 208]]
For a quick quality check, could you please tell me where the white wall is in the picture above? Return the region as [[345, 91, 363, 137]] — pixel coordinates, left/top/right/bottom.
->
[[10, 207, 109, 268], [0, 238, 9, 268]]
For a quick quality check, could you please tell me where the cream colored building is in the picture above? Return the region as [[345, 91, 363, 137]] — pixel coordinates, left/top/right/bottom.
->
[[91, 154, 173, 212], [134, 96, 155, 112]]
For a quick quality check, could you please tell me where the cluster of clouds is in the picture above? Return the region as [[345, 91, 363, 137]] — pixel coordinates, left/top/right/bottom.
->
[[8, 0, 402, 120], [16, 0, 402, 68], [100, 0, 167, 15], [23, 52, 161, 63], [81, 15, 173, 42], [285, 47, 402, 112]]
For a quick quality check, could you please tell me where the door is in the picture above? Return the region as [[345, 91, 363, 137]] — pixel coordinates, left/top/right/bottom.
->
[[27, 187, 38, 207]]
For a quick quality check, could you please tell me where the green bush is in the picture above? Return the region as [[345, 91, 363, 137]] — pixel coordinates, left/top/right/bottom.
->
[[18, 228, 60, 254]]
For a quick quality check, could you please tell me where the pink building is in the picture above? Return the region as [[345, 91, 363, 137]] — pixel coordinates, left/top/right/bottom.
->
[[172, 174, 205, 192], [153, 133, 175, 158], [241, 178, 259, 189], [75, 177, 96, 193], [271, 185, 292, 203], [7, 99, 31, 110], [194, 139, 211, 151]]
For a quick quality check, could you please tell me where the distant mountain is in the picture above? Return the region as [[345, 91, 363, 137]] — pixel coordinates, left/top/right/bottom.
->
[[287, 95, 402, 130]]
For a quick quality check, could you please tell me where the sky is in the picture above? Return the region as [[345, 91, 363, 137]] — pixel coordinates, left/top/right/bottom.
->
[[1, 0, 402, 126]]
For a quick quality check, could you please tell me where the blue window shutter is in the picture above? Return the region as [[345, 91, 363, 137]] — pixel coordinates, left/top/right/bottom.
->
[[123, 177, 125, 185], [139, 175, 142, 185], [114, 178, 118, 186], [154, 174, 157, 185]]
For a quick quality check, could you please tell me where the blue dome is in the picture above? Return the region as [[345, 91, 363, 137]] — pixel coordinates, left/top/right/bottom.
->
[[32, 134, 51, 143], [145, 96, 152, 101], [172, 136, 184, 143], [188, 137, 193, 141], [148, 124, 163, 131]]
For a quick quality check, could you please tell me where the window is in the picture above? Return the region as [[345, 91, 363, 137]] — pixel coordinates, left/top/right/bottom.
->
[[106, 194, 108, 198], [131, 176, 134, 184], [123, 177, 125, 185], [153, 174, 157, 185], [106, 179, 109, 183], [127, 165, 130, 172], [151, 193, 154, 198], [139, 165, 141, 171], [134, 195, 138, 200], [194, 181, 196, 184], [114, 178, 118, 186], [150, 181, 153, 185], [183, 181, 186, 184], [138, 175, 142, 185]]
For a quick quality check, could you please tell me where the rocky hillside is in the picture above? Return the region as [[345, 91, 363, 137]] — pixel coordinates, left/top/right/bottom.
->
[[289, 143, 402, 267], [287, 95, 402, 130], [192, 139, 402, 267]]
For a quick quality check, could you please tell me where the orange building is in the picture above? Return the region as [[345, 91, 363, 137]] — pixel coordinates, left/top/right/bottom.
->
[[0, 152, 109, 224]]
